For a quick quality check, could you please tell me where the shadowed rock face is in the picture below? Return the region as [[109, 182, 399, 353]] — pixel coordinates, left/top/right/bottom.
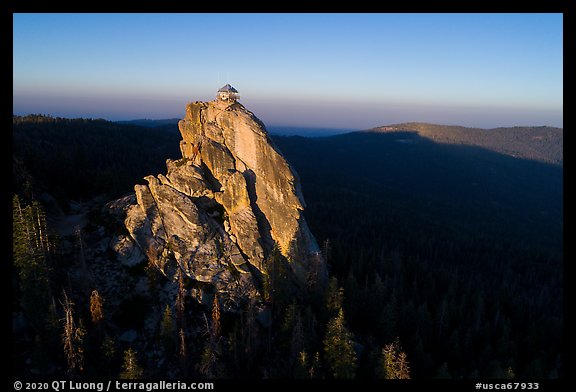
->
[[111, 99, 322, 309]]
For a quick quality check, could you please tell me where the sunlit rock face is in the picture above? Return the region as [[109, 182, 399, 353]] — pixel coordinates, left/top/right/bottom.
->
[[112, 99, 323, 310]]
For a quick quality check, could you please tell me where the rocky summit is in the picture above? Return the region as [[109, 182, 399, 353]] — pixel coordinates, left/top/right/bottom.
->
[[109, 99, 323, 310]]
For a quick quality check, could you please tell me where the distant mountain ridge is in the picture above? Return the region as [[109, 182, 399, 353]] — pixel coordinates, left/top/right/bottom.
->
[[367, 122, 563, 165], [267, 125, 356, 137], [116, 118, 180, 127]]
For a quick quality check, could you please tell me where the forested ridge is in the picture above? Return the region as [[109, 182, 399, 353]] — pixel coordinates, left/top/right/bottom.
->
[[13, 114, 181, 206], [274, 131, 562, 378], [12, 115, 562, 380], [370, 122, 563, 165]]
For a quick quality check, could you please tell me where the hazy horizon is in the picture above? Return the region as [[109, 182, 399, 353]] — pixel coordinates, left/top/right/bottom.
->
[[11, 103, 563, 132], [13, 13, 563, 129]]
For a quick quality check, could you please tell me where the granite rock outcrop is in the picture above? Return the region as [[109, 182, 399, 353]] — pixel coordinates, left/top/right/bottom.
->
[[110, 99, 324, 309]]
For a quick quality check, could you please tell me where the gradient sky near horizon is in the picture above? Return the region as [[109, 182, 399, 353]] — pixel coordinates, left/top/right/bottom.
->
[[13, 13, 563, 130]]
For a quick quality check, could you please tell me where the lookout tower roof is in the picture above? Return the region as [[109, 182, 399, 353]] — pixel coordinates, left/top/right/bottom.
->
[[218, 84, 239, 93]]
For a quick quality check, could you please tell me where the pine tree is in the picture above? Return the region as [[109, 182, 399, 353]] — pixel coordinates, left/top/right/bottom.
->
[[323, 308, 357, 379], [101, 334, 116, 362], [13, 195, 52, 330], [325, 277, 343, 316], [435, 362, 451, 379], [240, 299, 259, 374], [90, 290, 104, 325], [291, 313, 305, 367], [397, 351, 410, 379], [199, 344, 217, 378], [379, 337, 411, 379], [145, 258, 162, 294], [195, 295, 224, 377], [306, 251, 327, 296], [505, 366, 515, 379], [44, 297, 61, 354], [211, 294, 221, 341], [100, 334, 117, 377], [263, 245, 290, 312], [160, 305, 176, 355], [322, 238, 331, 264], [120, 348, 144, 379], [294, 351, 309, 379], [280, 302, 298, 352], [310, 351, 322, 379], [30, 334, 51, 372]]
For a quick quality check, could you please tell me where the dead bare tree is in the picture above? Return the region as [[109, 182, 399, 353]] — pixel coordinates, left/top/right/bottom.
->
[[175, 269, 186, 329], [179, 328, 187, 359], [61, 291, 84, 375]]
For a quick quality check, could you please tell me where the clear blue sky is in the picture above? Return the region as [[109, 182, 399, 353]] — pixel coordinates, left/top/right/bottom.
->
[[13, 13, 563, 129]]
